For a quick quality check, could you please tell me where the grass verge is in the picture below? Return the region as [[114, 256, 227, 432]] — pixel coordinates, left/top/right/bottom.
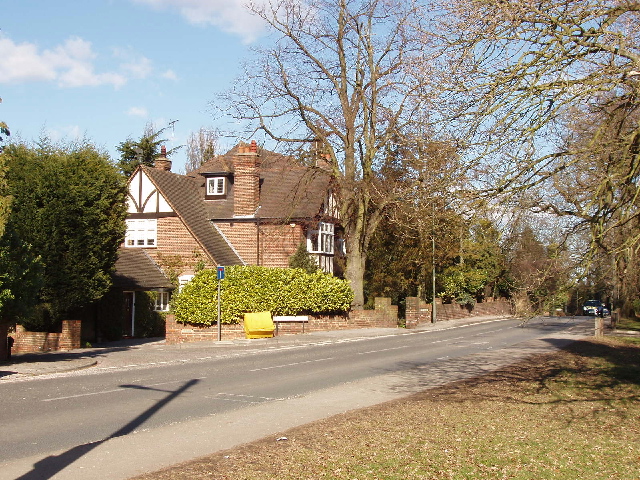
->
[[617, 315, 640, 332], [136, 337, 640, 480]]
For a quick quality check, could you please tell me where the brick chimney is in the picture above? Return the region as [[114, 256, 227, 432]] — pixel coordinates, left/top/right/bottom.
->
[[154, 145, 172, 171], [233, 140, 261, 217]]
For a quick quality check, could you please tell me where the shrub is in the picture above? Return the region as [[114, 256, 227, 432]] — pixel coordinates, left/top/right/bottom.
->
[[288, 242, 319, 274], [171, 265, 353, 326], [135, 291, 167, 338]]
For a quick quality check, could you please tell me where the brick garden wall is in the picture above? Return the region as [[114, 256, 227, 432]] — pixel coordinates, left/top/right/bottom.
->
[[5, 298, 513, 352], [165, 297, 398, 344], [165, 297, 514, 345], [10, 320, 82, 354], [405, 297, 512, 328]]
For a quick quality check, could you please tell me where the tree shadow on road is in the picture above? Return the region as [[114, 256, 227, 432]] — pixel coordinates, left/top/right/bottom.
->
[[14, 378, 200, 480]]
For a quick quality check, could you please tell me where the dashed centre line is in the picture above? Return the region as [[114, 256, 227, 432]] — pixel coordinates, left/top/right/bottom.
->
[[358, 345, 409, 355], [43, 379, 200, 402], [249, 357, 334, 372]]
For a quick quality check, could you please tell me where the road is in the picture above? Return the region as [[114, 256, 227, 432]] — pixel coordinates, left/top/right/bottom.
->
[[0, 316, 592, 479]]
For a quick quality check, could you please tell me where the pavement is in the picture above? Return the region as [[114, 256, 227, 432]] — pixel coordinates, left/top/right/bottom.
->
[[0, 314, 614, 382]]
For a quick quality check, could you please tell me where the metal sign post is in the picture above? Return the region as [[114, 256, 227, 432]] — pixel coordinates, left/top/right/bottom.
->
[[217, 266, 225, 341]]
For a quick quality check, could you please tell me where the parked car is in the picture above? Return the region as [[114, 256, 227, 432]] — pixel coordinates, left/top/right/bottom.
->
[[582, 300, 609, 316]]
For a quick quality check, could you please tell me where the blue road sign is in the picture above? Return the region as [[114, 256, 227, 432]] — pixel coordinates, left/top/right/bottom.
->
[[217, 266, 225, 280]]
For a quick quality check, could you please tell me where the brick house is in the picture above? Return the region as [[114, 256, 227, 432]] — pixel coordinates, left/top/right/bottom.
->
[[113, 140, 341, 335], [188, 140, 340, 273]]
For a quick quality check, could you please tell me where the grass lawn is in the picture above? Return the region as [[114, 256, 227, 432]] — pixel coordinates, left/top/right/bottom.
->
[[617, 315, 640, 332], [136, 335, 640, 480]]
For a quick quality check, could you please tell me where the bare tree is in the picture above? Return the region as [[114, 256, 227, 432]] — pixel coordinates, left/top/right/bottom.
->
[[432, 0, 640, 259], [186, 127, 218, 173], [223, 0, 432, 306]]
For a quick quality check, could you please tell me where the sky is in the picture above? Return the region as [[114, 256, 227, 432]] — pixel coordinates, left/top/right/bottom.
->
[[1, 0, 270, 173]]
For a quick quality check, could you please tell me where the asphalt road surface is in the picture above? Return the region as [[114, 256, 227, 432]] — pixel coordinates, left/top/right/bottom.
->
[[0, 316, 592, 479]]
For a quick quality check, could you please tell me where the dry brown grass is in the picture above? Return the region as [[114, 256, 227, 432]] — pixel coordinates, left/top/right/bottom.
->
[[135, 337, 640, 480]]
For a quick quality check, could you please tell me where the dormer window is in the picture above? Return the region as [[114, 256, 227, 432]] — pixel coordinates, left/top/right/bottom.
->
[[207, 177, 226, 196]]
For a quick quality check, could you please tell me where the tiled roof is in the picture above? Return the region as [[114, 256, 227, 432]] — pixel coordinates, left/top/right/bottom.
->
[[142, 166, 244, 265], [188, 145, 333, 221], [112, 248, 174, 290]]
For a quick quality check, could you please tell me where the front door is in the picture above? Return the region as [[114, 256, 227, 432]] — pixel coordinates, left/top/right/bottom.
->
[[123, 291, 134, 337]]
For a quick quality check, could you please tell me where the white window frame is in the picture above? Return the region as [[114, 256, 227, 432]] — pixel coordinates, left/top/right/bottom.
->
[[153, 291, 170, 311], [125, 219, 157, 247], [178, 274, 194, 292], [308, 222, 334, 254], [207, 177, 226, 196]]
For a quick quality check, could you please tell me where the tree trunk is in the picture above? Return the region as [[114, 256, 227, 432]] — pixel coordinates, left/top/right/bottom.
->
[[345, 232, 367, 308]]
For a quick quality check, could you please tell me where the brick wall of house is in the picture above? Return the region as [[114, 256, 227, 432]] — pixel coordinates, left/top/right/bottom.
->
[[214, 222, 305, 268], [151, 216, 214, 275], [11, 320, 82, 354], [216, 222, 257, 264], [405, 297, 512, 328], [259, 223, 305, 268], [165, 297, 398, 344]]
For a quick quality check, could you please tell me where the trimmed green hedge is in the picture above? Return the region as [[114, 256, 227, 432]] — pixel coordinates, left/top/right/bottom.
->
[[171, 265, 353, 325]]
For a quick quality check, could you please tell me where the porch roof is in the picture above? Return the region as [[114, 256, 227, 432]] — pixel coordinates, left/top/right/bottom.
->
[[112, 248, 175, 291]]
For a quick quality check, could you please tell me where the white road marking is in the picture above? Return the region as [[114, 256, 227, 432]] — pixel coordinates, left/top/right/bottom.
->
[[249, 357, 334, 372], [42, 380, 197, 402], [358, 345, 409, 354]]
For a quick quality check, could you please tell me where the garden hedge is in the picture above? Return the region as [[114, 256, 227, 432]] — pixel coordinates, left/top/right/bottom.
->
[[171, 265, 354, 325]]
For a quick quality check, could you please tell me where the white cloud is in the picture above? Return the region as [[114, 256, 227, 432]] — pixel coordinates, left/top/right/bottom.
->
[[132, 0, 268, 43], [162, 69, 178, 81], [0, 36, 58, 83], [45, 124, 84, 142], [112, 47, 154, 80], [127, 107, 149, 117], [0, 34, 128, 88]]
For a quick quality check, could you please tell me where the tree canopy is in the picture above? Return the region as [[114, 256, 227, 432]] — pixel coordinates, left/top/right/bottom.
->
[[432, 0, 640, 270], [117, 123, 180, 177], [0, 228, 43, 326], [0, 98, 11, 236], [185, 127, 218, 173], [3, 140, 128, 323], [225, 0, 434, 306]]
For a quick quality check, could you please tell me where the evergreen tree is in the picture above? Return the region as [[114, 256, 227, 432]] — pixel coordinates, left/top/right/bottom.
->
[[289, 242, 319, 274], [0, 96, 9, 154], [4, 139, 128, 323], [117, 123, 180, 177]]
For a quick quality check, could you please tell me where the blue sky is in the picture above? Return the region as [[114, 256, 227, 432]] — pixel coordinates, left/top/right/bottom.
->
[[1, 0, 268, 173]]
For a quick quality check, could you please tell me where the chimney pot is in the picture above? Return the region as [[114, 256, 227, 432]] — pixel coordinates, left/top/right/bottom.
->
[[154, 145, 172, 171]]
